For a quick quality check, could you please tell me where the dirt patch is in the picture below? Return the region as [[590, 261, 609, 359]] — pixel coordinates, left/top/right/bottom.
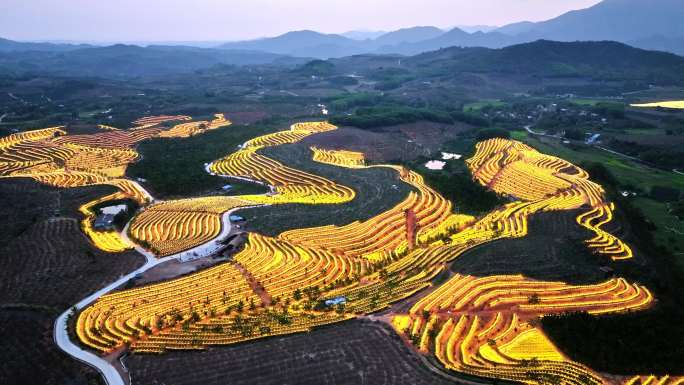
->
[[134, 257, 226, 286], [303, 121, 470, 162]]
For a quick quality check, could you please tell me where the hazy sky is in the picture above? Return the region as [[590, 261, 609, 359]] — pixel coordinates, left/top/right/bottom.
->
[[1, 0, 602, 42]]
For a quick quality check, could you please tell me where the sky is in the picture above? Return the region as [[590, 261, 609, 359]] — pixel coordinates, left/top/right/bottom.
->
[[0, 0, 603, 43]]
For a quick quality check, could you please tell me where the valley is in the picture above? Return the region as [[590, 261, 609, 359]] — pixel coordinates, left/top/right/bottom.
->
[[1, 1, 684, 384]]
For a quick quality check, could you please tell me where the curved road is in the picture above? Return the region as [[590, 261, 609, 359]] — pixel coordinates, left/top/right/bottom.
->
[[54, 156, 276, 385], [54, 252, 174, 385], [54, 210, 241, 385], [53, 173, 253, 384], [525, 125, 684, 177]]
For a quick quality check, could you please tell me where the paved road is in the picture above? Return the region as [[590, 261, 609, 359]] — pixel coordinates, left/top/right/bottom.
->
[[524, 125, 683, 177], [55, 157, 278, 385], [53, 181, 161, 385], [524, 125, 560, 138], [54, 207, 245, 385], [53, 252, 176, 385], [52, 164, 272, 385]]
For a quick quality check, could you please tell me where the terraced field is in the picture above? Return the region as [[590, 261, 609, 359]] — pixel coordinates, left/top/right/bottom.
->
[[0, 114, 230, 253], [631, 100, 684, 109], [128, 196, 253, 256], [1, 120, 680, 385], [240, 142, 412, 236]]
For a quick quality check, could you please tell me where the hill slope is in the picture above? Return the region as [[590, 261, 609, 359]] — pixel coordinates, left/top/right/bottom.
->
[[499, 0, 684, 55], [219, 30, 365, 58], [407, 40, 684, 83], [0, 37, 91, 52], [0, 43, 304, 78]]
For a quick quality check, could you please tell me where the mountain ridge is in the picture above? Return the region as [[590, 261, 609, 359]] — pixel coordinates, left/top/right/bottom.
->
[[217, 0, 684, 58], [4, 1, 684, 59]]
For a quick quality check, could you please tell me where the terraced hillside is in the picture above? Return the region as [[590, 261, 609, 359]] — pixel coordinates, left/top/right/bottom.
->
[[240, 142, 412, 236], [1, 119, 680, 385], [0, 114, 231, 254]]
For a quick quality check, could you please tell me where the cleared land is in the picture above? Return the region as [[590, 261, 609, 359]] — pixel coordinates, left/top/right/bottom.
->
[[126, 320, 460, 385], [0, 179, 144, 385]]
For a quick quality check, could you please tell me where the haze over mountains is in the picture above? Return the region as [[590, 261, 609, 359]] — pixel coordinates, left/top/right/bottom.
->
[[215, 0, 684, 57], [0, 0, 682, 79]]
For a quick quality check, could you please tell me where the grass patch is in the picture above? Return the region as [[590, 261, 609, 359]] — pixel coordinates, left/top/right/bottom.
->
[[568, 98, 624, 107], [510, 130, 528, 141], [521, 137, 684, 191], [622, 128, 667, 136], [634, 198, 684, 265], [463, 100, 506, 112], [238, 142, 413, 236]]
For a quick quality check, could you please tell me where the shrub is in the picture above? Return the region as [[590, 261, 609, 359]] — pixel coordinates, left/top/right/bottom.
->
[[476, 128, 510, 141]]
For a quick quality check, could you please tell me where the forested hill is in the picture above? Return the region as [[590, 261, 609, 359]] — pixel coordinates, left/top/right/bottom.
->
[[407, 40, 684, 84], [1, 38, 683, 84]]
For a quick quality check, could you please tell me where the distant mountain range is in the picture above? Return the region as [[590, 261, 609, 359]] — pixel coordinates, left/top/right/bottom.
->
[[215, 0, 684, 58], [2, 0, 682, 60], [0, 0, 682, 79], [406, 40, 684, 83], [340, 26, 495, 41], [1, 37, 682, 89], [0, 37, 92, 53], [0, 44, 308, 78], [341, 30, 387, 41]]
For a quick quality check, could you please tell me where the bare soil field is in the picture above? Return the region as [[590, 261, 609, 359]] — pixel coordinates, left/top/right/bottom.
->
[[303, 122, 470, 163], [126, 319, 463, 385]]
